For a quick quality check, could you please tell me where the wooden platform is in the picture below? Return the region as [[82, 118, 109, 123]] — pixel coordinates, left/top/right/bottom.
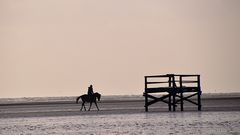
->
[[143, 74, 202, 112]]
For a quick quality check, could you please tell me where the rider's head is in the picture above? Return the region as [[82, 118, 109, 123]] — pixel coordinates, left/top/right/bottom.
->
[[90, 85, 93, 88]]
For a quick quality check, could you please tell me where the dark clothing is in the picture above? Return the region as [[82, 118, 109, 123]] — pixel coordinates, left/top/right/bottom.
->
[[88, 86, 94, 100]]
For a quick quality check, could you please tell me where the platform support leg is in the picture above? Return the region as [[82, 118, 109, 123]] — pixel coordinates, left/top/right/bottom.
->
[[173, 92, 176, 111], [145, 93, 148, 112], [198, 90, 201, 111], [180, 92, 184, 111], [168, 93, 171, 111], [197, 75, 201, 111]]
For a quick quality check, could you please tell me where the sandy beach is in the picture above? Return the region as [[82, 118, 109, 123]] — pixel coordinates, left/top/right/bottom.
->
[[0, 93, 240, 134]]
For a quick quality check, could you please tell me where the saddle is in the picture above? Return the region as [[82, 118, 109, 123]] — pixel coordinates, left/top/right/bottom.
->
[[88, 95, 94, 101]]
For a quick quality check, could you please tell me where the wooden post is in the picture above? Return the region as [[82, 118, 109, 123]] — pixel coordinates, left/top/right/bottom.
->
[[168, 76, 172, 111], [197, 75, 201, 111], [180, 76, 183, 111], [145, 76, 148, 112], [172, 75, 176, 111]]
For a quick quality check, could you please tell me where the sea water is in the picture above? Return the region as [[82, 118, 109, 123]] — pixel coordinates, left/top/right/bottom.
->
[[0, 111, 239, 135]]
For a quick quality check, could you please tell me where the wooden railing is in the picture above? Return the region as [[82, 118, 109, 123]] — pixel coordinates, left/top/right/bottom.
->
[[144, 74, 202, 112]]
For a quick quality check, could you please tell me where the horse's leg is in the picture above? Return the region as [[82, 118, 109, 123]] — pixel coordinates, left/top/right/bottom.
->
[[80, 102, 84, 111], [88, 102, 92, 111], [83, 102, 86, 111], [80, 104, 83, 111], [94, 101, 99, 111]]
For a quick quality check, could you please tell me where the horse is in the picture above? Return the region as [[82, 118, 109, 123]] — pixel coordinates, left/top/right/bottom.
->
[[76, 92, 101, 111]]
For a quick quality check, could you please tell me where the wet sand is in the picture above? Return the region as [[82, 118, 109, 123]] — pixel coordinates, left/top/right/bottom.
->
[[0, 94, 240, 118], [0, 94, 240, 134]]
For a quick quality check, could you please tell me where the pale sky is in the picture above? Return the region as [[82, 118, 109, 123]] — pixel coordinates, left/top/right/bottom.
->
[[1, 0, 240, 98]]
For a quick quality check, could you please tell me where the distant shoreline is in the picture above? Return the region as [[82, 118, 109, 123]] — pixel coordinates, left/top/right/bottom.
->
[[0, 93, 240, 106]]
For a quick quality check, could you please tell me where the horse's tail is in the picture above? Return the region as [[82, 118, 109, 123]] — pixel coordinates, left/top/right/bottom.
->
[[76, 96, 81, 104]]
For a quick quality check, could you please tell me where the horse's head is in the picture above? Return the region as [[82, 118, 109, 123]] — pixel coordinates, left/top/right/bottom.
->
[[94, 92, 101, 101]]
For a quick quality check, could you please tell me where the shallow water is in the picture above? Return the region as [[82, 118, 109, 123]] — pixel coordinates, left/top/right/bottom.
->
[[1, 93, 239, 104], [0, 111, 239, 135]]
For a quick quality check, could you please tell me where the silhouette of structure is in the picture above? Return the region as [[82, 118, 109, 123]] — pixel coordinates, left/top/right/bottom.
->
[[143, 74, 202, 112], [76, 92, 101, 111]]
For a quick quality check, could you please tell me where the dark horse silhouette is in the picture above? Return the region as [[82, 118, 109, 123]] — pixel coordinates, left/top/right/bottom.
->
[[76, 92, 101, 111]]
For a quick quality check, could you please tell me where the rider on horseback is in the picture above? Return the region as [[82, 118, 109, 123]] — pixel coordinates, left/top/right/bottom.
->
[[76, 85, 101, 111], [87, 85, 94, 100]]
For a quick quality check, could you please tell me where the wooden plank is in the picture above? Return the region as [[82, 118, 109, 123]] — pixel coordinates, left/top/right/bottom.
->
[[145, 75, 170, 78], [146, 94, 170, 100], [175, 74, 200, 77], [146, 87, 174, 93], [175, 93, 199, 105], [146, 98, 169, 106], [146, 81, 169, 84], [145, 94, 171, 106], [183, 98, 198, 105], [180, 81, 199, 83]]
